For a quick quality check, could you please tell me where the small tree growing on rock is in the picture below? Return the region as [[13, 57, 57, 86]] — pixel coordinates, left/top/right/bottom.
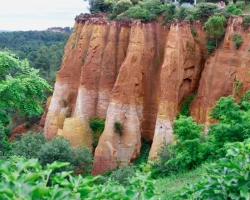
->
[[205, 15, 226, 49]]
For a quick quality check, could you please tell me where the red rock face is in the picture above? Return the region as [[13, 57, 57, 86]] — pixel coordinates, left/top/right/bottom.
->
[[44, 14, 250, 174], [190, 16, 250, 124], [149, 21, 205, 159]]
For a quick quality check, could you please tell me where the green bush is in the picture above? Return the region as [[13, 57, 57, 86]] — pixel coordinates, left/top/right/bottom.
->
[[71, 146, 93, 175], [170, 116, 205, 170], [193, 3, 218, 23], [163, 4, 176, 24], [175, 7, 193, 22], [114, 121, 123, 135], [191, 27, 197, 38], [109, 0, 132, 20], [243, 16, 250, 29], [226, 4, 237, 13], [38, 137, 74, 167], [109, 165, 136, 185], [151, 143, 177, 177], [234, 8, 243, 15], [232, 33, 243, 50], [10, 132, 47, 159], [152, 115, 212, 178], [88, 0, 113, 14], [177, 92, 196, 118], [116, 0, 165, 22], [205, 38, 216, 54], [89, 117, 105, 146], [225, 4, 243, 15], [38, 137, 93, 174], [208, 95, 250, 158], [134, 137, 151, 166], [178, 140, 250, 199]]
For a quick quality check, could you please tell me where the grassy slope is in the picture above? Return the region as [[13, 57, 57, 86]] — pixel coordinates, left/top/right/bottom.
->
[[155, 165, 206, 200]]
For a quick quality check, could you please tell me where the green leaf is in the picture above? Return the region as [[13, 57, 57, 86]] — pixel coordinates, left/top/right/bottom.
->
[[240, 188, 250, 199], [46, 161, 70, 170]]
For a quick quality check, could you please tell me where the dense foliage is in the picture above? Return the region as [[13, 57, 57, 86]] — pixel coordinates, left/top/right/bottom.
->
[[88, 117, 105, 147], [179, 140, 250, 199], [205, 15, 226, 48], [152, 91, 250, 178], [233, 33, 243, 49], [0, 31, 69, 84], [193, 3, 218, 23], [243, 15, 250, 29], [0, 158, 157, 199], [117, 0, 167, 22], [10, 133, 93, 175], [177, 92, 196, 118], [0, 52, 51, 155], [10, 132, 47, 159]]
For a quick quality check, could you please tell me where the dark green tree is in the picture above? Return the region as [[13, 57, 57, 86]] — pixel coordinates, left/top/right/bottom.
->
[[205, 15, 226, 47]]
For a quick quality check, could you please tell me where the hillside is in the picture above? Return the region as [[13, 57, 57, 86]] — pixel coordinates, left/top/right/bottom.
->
[[0, 30, 70, 83]]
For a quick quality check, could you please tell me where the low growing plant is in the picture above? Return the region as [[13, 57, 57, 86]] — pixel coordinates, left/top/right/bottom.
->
[[177, 92, 196, 118], [114, 121, 123, 136], [0, 158, 158, 199], [232, 33, 243, 50], [243, 16, 250, 30], [89, 117, 105, 146]]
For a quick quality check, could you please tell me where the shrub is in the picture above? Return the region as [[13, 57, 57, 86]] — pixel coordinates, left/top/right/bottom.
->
[[177, 92, 196, 118], [232, 33, 243, 50], [10, 132, 47, 159], [175, 7, 191, 21], [89, 117, 105, 146], [38, 137, 93, 174], [0, 126, 10, 157], [38, 137, 74, 167], [226, 4, 237, 13], [114, 121, 123, 135], [234, 8, 243, 15], [178, 140, 250, 199], [206, 38, 217, 54], [191, 27, 197, 37], [151, 143, 177, 178], [109, 0, 132, 20], [109, 165, 136, 185], [225, 4, 243, 15], [88, 0, 113, 14], [24, 122, 30, 128], [133, 137, 151, 166], [163, 4, 176, 24], [193, 3, 218, 23], [208, 95, 250, 157], [170, 116, 205, 170], [116, 0, 166, 22], [71, 146, 93, 175], [243, 16, 250, 29]]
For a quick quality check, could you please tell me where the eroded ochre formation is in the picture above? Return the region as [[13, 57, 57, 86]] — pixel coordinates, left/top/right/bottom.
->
[[44, 14, 250, 174]]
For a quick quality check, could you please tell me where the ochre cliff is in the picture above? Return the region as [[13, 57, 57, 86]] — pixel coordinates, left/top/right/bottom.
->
[[190, 16, 250, 125], [44, 14, 250, 174]]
